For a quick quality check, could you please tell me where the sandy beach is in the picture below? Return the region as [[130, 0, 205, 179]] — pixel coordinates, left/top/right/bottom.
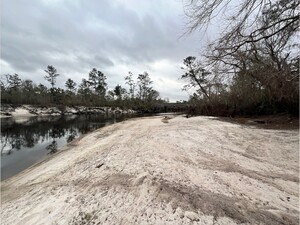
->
[[1, 115, 299, 225]]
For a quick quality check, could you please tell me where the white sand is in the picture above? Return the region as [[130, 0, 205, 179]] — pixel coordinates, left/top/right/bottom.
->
[[10, 108, 36, 117], [1, 116, 299, 225]]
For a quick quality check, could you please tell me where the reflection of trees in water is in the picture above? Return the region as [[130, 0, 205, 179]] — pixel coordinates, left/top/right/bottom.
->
[[46, 140, 58, 155], [49, 127, 66, 139], [1, 135, 11, 155], [1, 114, 128, 155], [67, 128, 77, 143], [1, 134, 23, 155]]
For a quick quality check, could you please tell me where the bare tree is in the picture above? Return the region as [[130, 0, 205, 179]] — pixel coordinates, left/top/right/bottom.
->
[[184, 0, 299, 51], [125, 72, 136, 99], [181, 56, 212, 102], [181, 0, 299, 115], [207, 5, 299, 102]]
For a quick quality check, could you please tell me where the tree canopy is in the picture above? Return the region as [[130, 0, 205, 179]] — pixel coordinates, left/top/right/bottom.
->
[[184, 0, 299, 51]]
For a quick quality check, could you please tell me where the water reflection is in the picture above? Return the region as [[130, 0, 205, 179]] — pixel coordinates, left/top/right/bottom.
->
[[1, 114, 134, 180], [67, 128, 77, 143], [46, 140, 58, 155], [1, 114, 127, 155]]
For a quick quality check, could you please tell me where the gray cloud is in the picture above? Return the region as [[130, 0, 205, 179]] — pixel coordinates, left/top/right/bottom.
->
[[1, 0, 207, 101]]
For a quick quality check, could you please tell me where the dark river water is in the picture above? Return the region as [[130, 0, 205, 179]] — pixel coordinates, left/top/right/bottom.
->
[[1, 114, 137, 181]]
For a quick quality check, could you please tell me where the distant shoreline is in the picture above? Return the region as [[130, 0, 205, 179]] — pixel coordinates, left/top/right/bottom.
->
[[0, 104, 136, 118]]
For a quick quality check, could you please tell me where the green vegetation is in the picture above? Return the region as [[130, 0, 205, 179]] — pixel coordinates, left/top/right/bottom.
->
[[1, 66, 166, 112]]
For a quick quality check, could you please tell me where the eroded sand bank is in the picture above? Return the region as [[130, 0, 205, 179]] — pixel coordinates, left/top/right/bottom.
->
[[1, 116, 299, 225]]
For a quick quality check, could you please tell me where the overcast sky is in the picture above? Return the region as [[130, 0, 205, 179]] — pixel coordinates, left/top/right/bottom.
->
[[1, 0, 215, 102]]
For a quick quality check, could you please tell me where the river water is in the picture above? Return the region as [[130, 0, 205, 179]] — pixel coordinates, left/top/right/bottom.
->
[[1, 114, 137, 181]]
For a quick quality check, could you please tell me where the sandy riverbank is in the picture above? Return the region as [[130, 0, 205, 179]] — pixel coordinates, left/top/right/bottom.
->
[[0, 104, 136, 118], [1, 115, 299, 225]]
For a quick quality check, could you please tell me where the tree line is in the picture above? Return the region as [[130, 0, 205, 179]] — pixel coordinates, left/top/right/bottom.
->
[[181, 0, 299, 116], [1, 66, 166, 111]]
